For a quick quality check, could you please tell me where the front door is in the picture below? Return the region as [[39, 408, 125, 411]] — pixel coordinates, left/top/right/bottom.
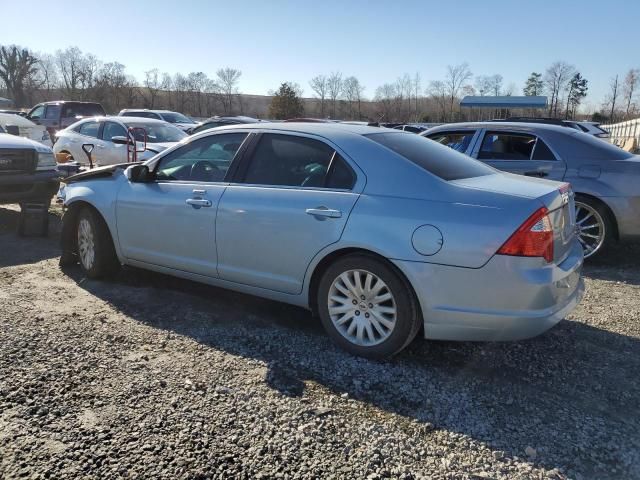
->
[[115, 132, 249, 277], [473, 130, 567, 181], [97, 121, 129, 165], [216, 132, 362, 294]]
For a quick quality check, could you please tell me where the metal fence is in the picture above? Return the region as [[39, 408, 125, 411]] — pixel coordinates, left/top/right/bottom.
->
[[601, 118, 640, 152]]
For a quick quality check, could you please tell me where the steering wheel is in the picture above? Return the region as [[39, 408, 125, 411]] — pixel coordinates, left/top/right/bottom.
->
[[190, 160, 220, 181], [301, 163, 327, 188]]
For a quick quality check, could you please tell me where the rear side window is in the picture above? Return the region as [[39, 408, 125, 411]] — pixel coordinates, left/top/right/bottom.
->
[[62, 103, 105, 118], [242, 134, 355, 189], [532, 139, 557, 160], [44, 105, 61, 119], [478, 132, 536, 160], [427, 130, 475, 153], [78, 121, 100, 138], [366, 132, 493, 181]]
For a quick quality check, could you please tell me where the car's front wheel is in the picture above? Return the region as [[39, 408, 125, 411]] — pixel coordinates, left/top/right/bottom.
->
[[317, 254, 421, 359], [76, 207, 119, 278]]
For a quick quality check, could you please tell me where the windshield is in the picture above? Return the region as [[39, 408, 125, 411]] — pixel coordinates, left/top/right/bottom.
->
[[160, 112, 194, 124], [365, 132, 495, 181], [124, 122, 187, 143]]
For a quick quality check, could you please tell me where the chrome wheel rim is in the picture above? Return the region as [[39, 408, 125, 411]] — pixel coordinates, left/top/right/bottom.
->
[[77, 218, 96, 270], [575, 201, 605, 258], [328, 269, 397, 347]]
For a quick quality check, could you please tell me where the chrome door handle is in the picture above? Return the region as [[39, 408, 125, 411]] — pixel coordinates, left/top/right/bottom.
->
[[305, 207, 342, 218], [193, 189, 206, 195], [186, 198, 212, 208]]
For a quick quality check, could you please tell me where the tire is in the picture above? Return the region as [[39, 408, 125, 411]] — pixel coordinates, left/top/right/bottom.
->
[[574, 195, 615, 259], [76, 207, 120, 278], [317, 254, 422, 359]]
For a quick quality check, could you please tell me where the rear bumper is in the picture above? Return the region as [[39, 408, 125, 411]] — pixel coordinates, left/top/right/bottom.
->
[[0, 170, 60, 204], [392, 240, 584, 341]]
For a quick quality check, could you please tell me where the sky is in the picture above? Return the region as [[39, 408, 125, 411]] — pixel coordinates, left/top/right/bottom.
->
[[1, 0, 638, 112]]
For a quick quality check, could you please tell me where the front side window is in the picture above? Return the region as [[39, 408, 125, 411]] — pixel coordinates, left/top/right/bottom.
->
[[29, 105, 45, 119], [78, 121, 100, 138], [427, 130, 476, 153], [102, 122, 127, 142], [478, 132, 537, 160], [155, 133, 247, 182], [242, 134, 355, 189]]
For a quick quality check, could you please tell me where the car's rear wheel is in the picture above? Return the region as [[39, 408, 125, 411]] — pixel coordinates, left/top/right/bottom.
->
[[76, 207, 119, 278], [317, 254, 421, 359], [574, 196, 614, 259]]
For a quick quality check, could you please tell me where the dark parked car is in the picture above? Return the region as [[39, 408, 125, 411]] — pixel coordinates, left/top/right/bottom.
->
[[189, 116, 262, 135], [0, 128, 59, 207], [26, 101, 106, 140], [423, 121, 640, 258]]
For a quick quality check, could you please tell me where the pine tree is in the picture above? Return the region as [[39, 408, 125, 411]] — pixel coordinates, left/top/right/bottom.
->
[[523, 72, 543, 96], [565, 73, 588, 119], [269, 82, 304, 119]]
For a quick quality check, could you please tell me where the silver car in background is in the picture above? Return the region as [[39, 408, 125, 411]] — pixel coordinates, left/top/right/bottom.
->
[[423, 122, 640, 258], [54, 117, 187, 166], [58, 123, 584, 358]]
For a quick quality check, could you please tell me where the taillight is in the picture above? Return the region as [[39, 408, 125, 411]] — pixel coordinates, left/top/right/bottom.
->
[[497, 207, 554, 263]]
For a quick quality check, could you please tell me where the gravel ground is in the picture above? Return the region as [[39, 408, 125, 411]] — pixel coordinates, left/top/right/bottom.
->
[[0, 204, 639, 479]]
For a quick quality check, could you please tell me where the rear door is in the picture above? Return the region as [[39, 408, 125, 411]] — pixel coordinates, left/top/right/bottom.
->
[[472, 130, 566, 180], [216, 132, 362, 294]]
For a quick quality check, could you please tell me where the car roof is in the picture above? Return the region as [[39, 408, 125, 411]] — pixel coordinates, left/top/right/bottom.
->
[[425, 121, 577, 135], [39, 101, 102, 105], [121, 109, 177, 114], [77, 116, 169, 125], [202, 121, 388, 137]]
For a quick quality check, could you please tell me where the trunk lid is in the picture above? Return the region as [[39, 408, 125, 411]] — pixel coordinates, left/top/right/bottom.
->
[[451, 173, 577, 263]]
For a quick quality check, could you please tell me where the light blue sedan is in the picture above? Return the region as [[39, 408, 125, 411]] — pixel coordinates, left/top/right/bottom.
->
[[58, 123, 584, 358]]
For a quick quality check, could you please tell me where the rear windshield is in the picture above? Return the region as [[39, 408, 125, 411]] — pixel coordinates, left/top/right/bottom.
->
[[62, 103, 105, 118], [570, 131, 632, 160], [365, 132, 495, 180], [160, 112, 194, 124]]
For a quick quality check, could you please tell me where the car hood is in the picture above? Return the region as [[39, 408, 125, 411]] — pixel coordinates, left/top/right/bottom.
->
[[0, 132, 49, 151]]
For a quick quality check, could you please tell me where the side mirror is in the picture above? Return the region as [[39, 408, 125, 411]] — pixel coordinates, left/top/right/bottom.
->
[[127, 164, 152, 183], [5, 125, 19, 136], [111, 135, 128, 145]]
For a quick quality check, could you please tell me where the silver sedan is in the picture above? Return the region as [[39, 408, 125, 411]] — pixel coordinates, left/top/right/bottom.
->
[[58, 123, 584, 358], [423, 122, 640, 258]]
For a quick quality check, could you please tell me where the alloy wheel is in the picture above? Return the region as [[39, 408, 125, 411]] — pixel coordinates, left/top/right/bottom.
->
[[575, 201, 605, 258], [77, 218, 96, 271], [328, 269, 397, 347]]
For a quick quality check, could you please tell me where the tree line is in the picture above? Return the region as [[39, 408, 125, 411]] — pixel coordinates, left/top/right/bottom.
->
[[0, 44, 638, 124]]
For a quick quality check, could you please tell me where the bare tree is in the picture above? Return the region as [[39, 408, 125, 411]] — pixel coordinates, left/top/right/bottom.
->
[[474, 75, 491, 96], [56, 47, 86, 99], [327, 71, 343, 118], [216, 67, 241, 115], [544, 61, 575, 117], [444, 63, 472, 121], [427, 80, 449, 122], [413, 72, 421, 120], [309, 75, 328, 117], [606, 74, 620, 123], [343, 76, 365, 120], [143, 69, 162, 108], [0, 45, 39, 107], [622, 68, 639, 118], [374, 83, 397, 121]]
